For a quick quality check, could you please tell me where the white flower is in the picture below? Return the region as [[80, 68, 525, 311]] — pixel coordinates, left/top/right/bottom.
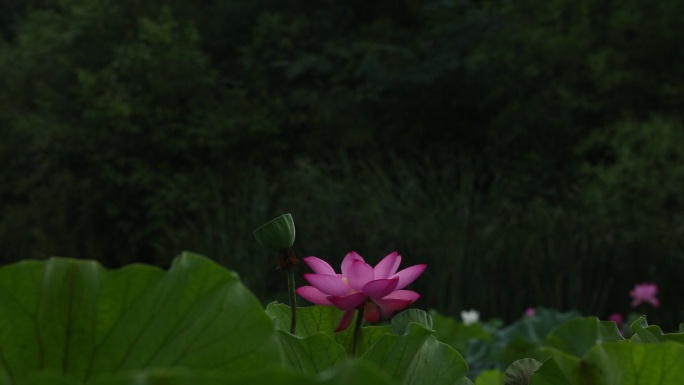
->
[[461, 309, 479, 325]]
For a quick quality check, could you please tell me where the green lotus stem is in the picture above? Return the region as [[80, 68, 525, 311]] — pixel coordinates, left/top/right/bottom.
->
[[253, 215, 298, 334], [287, 268, 297, 334], [352, 306, 365, 356]]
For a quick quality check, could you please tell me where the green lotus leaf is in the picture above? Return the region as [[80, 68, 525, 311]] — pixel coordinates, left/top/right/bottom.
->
[[474, 370, 504, 385], [629, 316, 684, 344], [498, 308, 581, 347], [334, 323, 394, 356], [531, 341, 684, 385], [430, 309, 492, 354], [362, 323, 469, 385], [266, 303, 468, 383], [267, 302, 344, 337], [391, 309, 433, 335], [491, 308, 581, 369], [275, 331, 346, 374], [14, 357, 394, 385], [88, 361, 392, 385], [8, 373, 81, 385], [430, 309, 494, 378], [266, 303, 392, 355], [18, 361, 391, 385], [583, 341, 684, 384], [0, 252, 281, 384], [545, 317, 624, 357], [504, 358, 542, 385], [527, 356, 572, 385]]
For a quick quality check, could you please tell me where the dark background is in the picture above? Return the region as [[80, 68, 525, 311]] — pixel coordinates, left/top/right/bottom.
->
[[1, 0, 683, 328]]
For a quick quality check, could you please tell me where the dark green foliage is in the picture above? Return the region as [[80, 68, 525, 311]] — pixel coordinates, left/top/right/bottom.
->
[[0, 0, 682, 328], [504, 358, 542, 385]]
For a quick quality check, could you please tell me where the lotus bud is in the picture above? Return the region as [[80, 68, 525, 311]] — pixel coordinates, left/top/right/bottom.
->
[[253, 213, 296, 252]]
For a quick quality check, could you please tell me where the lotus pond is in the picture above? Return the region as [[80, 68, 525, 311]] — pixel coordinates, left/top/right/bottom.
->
[[0, 250, 681, 385]]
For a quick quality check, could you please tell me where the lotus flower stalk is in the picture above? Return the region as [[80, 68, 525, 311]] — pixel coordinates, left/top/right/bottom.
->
[[253, 213, 299, 334]]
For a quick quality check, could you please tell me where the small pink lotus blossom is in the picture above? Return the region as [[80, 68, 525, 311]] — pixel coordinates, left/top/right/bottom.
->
[[608, 313, 624, 326], [296, 251, 427, 332], [629, 282, 660, 308], [524, 307, 535, 317]]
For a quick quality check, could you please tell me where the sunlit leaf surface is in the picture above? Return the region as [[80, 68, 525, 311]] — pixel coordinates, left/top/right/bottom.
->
[[0, 253, 281, 384]]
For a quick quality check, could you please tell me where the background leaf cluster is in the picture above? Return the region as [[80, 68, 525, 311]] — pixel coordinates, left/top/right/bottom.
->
[[1, 254, 682, 384], [0, 253, 471, 385]]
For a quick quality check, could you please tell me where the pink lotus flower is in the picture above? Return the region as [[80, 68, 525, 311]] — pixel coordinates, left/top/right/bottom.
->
[[629, 282, 660, 308], [524, 307, 535, 317], [608, 312, 624, 326], [296, 251, 427, 332]]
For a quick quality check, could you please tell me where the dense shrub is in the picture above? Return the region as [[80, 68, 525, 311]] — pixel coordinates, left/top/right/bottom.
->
[[0, 0, 682, 326]]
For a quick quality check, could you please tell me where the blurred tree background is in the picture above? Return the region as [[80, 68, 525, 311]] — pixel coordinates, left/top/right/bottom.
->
[[1, 0, 683, 328]]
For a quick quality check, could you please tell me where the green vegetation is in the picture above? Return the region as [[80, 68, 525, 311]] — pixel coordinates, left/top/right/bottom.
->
[[0, 0, 682, 327], [0, 254, 682, 384]]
